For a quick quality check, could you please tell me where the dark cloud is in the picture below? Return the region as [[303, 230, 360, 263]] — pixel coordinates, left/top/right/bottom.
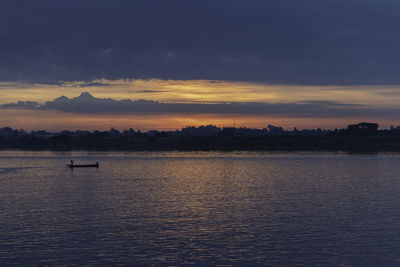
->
[[2, 92, 400, 118], [1, 0, 400, 85], [297, 101, 366, 107], [0, 101, 40, 109], [77, 82, 113, 87]]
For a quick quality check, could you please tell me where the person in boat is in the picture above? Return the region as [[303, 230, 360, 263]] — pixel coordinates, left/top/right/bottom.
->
[[96, 161, 99, 167], [70, 160, 74, 166]]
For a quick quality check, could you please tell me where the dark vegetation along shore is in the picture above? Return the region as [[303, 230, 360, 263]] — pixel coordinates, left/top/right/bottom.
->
[[1, 122, 400, 152]]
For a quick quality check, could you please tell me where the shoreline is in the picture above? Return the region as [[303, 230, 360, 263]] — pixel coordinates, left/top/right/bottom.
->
[[2, 134, 400, 152]]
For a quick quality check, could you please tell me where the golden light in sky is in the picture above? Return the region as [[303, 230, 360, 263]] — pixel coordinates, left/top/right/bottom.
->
[[1, 79, 400, 131], [0, 109, 391, 132], [1, 79, 400, 106]]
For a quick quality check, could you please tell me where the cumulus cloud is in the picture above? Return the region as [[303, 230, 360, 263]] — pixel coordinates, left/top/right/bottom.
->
[[1, 92, 400, 118], [0, 101, 40, 109]]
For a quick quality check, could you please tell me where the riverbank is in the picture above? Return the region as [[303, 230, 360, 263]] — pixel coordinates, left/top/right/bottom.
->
[[2, 134, 400, 152]]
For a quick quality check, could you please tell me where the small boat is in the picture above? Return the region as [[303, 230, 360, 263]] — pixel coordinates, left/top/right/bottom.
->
[[66, 162, 99, 168]]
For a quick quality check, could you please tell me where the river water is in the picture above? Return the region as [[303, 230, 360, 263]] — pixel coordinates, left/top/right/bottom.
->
[[0, 151, 400, 266]]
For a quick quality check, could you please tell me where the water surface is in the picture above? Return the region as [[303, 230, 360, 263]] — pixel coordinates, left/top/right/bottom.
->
[[0, 151, 400, 265]]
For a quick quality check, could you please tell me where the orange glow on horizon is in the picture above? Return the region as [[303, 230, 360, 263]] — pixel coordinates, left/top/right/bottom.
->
[[1, 79, 400, 107], [0, 109, 396, 132], [1, 79, 400, 130]]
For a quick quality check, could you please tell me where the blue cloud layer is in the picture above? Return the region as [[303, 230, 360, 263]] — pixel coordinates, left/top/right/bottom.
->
[[1, 0, 400, 85]]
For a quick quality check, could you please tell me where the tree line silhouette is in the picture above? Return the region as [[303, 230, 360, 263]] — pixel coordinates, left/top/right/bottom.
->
[[1, 122, 400, 151]]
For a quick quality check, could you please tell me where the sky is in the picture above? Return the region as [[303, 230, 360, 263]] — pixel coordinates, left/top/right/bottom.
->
[[1, 0, 400, 131]]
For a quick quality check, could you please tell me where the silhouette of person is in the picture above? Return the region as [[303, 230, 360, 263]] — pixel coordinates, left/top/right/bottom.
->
[[96, 161, 99, 167], [70, 160, 74, 166]]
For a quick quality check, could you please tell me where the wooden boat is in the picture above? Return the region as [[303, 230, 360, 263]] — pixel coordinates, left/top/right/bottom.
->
[[66, 162, 99, 168]]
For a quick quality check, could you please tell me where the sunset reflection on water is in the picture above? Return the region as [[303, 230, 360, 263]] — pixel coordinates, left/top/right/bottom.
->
[[0, 151, 400, 265]]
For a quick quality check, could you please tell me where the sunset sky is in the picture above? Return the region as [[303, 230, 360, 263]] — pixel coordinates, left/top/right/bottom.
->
[[1, 1, 400, 131]]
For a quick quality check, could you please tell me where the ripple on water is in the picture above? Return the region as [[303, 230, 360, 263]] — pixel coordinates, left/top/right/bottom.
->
[[0, 151, 400, 265]]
